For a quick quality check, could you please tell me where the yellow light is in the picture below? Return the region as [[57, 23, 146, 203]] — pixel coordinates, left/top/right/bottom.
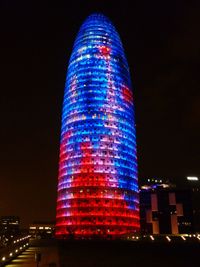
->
[[2, 257, 6, 261], [15, 249, 18, 253], [181, 236, 186, 241], [9, 253, 13, 257]]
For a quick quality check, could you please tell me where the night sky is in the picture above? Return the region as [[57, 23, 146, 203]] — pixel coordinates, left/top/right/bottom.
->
[[0, 0, 200, 227]]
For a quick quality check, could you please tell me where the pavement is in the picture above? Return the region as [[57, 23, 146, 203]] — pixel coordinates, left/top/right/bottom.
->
[[5, 246, 59, 267], [4, 238, 200, 267]]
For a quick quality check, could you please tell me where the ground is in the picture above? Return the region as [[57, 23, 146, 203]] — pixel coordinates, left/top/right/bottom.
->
[[5, 239, 200, 267]]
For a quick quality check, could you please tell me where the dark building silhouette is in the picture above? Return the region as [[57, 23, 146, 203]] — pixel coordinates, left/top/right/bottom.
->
[[0, 216, 20, 237], [29, 221, 55, 239], [183, 178, 200, 233]]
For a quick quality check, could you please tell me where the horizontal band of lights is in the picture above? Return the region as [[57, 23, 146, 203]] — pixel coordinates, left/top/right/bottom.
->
[[56, 13, 140, 239]]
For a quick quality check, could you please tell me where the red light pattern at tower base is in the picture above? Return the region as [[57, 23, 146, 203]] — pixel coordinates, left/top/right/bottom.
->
[[56, 13, 140, 239]]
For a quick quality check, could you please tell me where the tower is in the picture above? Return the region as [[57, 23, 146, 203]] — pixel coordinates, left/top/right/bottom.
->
[[56, 13, 140, 239]]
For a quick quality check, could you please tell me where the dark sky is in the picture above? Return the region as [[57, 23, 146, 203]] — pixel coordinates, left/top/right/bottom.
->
[[0, 0, 200, 227]]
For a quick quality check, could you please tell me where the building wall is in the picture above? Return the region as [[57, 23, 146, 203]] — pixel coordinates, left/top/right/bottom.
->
[[0, 216, 20, 237], [55, 13, 140, 239], [29, 223, 55, 238], [140, 189, 194, 234]]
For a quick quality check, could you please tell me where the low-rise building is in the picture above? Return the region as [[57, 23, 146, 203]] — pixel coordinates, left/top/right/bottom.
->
[[0, 216, 20, 237], [139, 179, 194, 234], [29, 221, 55, 238]]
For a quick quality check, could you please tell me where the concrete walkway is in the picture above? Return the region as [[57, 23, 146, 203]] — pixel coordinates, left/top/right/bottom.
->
[[5, 246, 59, 267]]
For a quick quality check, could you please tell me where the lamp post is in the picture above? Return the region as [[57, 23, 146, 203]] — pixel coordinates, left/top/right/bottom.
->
[[35, 252, 41, 267]]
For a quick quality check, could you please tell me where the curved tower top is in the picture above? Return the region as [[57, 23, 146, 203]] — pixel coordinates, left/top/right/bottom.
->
[[68, 13, 132, 89], [56, 13, 140, 239]]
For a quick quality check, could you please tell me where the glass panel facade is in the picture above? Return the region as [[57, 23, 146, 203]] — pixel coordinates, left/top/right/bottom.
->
[[55, 13, 140, 239]]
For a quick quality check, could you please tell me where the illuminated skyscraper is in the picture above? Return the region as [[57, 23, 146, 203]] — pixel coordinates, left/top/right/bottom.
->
[[55, 13, 140, 239]]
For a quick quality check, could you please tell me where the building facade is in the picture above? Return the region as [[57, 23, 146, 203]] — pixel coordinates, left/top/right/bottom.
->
[[0, 216, 20, 237], [183, 178, 200, 233], [140, 181, 194, 234], [29, 222, 55, 239], [55, 13, 139, 239]]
